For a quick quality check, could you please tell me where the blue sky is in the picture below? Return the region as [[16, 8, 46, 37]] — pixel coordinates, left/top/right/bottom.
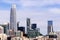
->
[[0, 0, 60, 35]]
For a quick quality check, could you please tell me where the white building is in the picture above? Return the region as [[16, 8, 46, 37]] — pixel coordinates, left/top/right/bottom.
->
[[0, 34, 7, 40], [0, 26, 4, 34], [10, 4, 17, 32]]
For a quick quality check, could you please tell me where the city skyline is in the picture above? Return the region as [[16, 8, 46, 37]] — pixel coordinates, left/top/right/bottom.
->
[[0, 0, 60, 35]]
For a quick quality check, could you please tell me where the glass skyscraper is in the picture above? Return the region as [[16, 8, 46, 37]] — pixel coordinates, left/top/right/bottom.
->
[[47, 21, 53, 34], [31, 23, 37, 30], [10, 4, 17, 32], [48, 21, 53, 26], [27, 18, 30, 29], [27, 18, 31, 34]]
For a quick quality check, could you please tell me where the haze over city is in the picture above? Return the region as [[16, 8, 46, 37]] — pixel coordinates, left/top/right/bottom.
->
[[0, 0, 60, 35]]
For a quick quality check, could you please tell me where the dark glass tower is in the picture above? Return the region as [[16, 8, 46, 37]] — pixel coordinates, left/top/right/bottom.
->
[[31, 23, 37, 30], [10, 4, 17, 32], [47, 21, 53, 34], [18, 26, 25, 34]]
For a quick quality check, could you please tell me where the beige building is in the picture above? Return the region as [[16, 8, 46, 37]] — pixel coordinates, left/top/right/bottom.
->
[[0, 34, 7, 40], [11, 37, 22, 40], [55, 31, 60, 40], [0, 26, 4, 34], [28, 36, 48, 40], [11, 36, 29, 40], [22, 37, 29, 40]]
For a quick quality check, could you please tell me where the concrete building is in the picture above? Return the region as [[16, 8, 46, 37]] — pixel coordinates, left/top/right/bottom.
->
[[48, 32, 57, 40], [11, 37, 22, 40], [55, 31, 60, 40], [15, 31, 24, 38], [0, 26, 4, 34], [0, 34, 7, 40], [22, 37, 29, 40], [9, 29, 14, 37], [0, 22, 9, 34]]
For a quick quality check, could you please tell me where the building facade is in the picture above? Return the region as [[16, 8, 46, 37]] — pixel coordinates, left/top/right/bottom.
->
[[10, 4, 17, 32], [31, 23, 37, 30], [27, 18, 31, 34], [47, 21, 53, 34]]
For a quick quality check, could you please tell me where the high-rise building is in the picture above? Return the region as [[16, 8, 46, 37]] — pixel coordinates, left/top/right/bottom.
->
[[47, 21, 53, 34], [27, 18, 30, 29], [10, 4, 17, 32], [27, 18, 31, 34]]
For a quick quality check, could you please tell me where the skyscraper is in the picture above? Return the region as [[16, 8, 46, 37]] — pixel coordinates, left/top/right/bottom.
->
[[27, 18, 31, 34], [47, 21, 53, 34], [10, 4, 17, 32], [27, 18, 30, 29]]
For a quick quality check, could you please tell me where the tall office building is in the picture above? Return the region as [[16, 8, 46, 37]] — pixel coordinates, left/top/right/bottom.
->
[[47, 21, 53, 34], [10, 4, 17, 32], [27, 18, 31, 34], [27, 18, 30, 29]]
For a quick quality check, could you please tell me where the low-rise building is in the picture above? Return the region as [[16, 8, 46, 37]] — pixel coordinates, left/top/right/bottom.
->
[[0, 34, 7, 40]]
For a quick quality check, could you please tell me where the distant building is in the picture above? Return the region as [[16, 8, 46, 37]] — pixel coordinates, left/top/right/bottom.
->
[[47, 21, 53, 34], [0, 34, 7, 40], [11, 37, 22, 40], [7, 36, 11, 40], [26, 18, 41, 38], [55, 31, 60, 40], [31, 23, 37, 30], [0, 22, 9, 34], [27, 29, 40, 38], [10, 4, 17, 32], [48, 32, 57, 40], [17, 22, 19, 28], [14, 31, 24, 38], [36, 28, 40, 33], [27, 18, 31, 34], [18, 26, 25, 34], [27, 18, 31, 29], [23, 34, 28, 37], [0, 26, 4, 34], [9, 29, 14, 37]]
